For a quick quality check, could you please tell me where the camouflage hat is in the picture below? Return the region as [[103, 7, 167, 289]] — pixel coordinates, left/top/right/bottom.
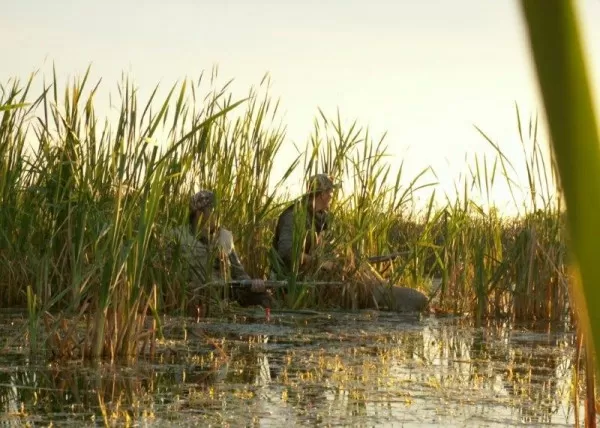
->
[[190, 190, 216, 212], [306, 173, 341, 194]]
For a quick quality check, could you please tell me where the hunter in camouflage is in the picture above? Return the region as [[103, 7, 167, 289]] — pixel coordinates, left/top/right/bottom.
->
[[271, 174, 429, 312], [171, 189, 273, 313], [270, 174, 340, 279]]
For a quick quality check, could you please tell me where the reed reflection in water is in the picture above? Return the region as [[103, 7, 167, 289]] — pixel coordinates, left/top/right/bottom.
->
[[0, 313, 582, 427]]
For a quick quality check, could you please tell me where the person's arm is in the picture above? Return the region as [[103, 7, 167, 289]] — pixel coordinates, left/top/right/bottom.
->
[[213, 227, 252, 281], [308, 211, 339, 271], [229, 247, 267, 292], [187, 237, 210, 284], [228, 249, 251, 281], [275, 208, 297, 270], [300, 248, 317, 266]]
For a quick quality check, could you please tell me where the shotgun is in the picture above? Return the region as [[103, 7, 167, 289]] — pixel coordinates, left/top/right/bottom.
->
[[366, 251, 410, 264], [230, 280, 344, 288], [193, 279, 345, 291]]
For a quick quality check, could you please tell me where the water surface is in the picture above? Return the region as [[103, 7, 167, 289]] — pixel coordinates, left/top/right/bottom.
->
[[0, 310, 582, 427]]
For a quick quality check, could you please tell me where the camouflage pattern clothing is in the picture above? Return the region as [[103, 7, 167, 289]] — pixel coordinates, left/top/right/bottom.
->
[[170, 225, 272, 308], [189, 189, 217, 212], [270, 197, 330, 278], [271, 174, 340, 279]]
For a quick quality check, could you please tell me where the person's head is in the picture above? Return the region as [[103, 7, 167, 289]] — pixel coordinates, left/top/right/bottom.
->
[[306, 174, 341, 211], [189, 190, 219, 234]]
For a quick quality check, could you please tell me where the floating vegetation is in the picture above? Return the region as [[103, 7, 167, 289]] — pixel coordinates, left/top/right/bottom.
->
[[0, 312, 583, 426]]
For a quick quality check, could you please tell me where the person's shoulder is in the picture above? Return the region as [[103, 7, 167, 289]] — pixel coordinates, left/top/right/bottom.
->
[[167, 225, 207, 249], [166, 225, 190, 242], [282, 197, 309, 215], [275, 201, 296, 223]]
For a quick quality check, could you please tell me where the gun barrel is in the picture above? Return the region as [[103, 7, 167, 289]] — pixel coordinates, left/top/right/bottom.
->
[[367, 251, 409, 264], [197, 280, 345, 289], [231, 280, 344, 288]]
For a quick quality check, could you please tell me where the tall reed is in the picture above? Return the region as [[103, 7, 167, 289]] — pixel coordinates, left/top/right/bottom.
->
[[519, 1, 600, 425], [0, 65, 571, 360]]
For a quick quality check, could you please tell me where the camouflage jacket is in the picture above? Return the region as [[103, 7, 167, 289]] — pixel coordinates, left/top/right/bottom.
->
[[169, 226, 251, 285], [271, 197, 330, 276]]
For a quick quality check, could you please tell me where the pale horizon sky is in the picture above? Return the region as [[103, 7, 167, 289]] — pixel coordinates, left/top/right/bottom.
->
[[3, 0, 600, 215]]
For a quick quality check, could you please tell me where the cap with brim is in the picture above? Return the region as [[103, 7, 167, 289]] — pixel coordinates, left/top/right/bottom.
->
[[306, 174, 342, 194], [190, 190, 216, 212]]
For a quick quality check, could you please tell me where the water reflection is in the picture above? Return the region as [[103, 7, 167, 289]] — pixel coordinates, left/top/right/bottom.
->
[[0, 313, 582, 427]]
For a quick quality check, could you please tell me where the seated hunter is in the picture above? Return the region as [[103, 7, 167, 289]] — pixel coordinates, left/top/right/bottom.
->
[[270, 173, 341, 281], [172, 190, 273, 313], [271, 174, 429, 312]]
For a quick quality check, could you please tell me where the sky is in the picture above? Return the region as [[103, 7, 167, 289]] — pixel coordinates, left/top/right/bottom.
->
[[2, 0, 600, 215]]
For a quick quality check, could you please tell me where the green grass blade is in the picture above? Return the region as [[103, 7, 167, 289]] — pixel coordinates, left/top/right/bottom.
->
[[519, 0, 600, 374]]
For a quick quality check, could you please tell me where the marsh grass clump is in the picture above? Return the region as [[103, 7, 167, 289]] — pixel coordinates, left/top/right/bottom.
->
[[0, 67, 571, 360]]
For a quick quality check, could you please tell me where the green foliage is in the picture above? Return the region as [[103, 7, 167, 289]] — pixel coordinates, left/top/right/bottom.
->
[[0, 66, 570, 359], [519, 0, 600, 386]]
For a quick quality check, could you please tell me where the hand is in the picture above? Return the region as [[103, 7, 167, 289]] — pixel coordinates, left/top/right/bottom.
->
[[320, 260, 336, 271], [250, 279, 266, 293]]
